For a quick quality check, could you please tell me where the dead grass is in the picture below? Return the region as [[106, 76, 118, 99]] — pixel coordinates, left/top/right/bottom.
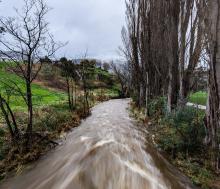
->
[[0, 102, 88, 181]]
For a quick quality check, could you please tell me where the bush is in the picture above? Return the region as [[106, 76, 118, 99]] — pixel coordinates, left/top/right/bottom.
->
[[34, 107, 72, 132], [173, 158, 213, 188], [135, 97, 215, 189], [158, 106, 206, 156], [147, 97, 166, 116], [41, 63, 56, 80], [0, 128, 5, 137]]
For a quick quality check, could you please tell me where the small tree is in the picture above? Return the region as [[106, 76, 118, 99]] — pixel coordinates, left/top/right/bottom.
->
[[77, 59, 95, 115], [0, 0, 62, 145], [111, 62, 130, 98], [103, 62, 110, 71], [60, 57, 79, 111]]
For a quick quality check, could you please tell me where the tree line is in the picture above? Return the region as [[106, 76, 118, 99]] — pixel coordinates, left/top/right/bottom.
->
[[119, 0, 220, 171]]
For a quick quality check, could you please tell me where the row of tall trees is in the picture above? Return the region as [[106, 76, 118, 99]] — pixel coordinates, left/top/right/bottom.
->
[[121, 0, 219, 171]]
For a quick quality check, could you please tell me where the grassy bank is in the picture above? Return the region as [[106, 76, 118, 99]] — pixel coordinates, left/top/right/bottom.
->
[[130, 98, 218, 189], [0, 62, 120, 181], [0, 63, 67, 111], [189, 91, 207, 106]]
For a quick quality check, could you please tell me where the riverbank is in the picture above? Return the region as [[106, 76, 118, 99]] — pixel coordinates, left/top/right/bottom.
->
[[130, 99, 219, 189], [0, 101, 86, 181], [0, 92, 122, 181], [1, 99, 197, 189], [0, 61, 120, 181]]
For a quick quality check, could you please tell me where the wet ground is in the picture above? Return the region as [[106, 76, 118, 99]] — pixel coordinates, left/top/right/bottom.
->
[[0, 99, 198, 189]]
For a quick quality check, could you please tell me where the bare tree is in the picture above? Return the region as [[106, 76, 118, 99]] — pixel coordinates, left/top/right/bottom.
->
[[111, 62, 130, 98], [0, 0, 62, 145], [122, 0, 206, 113], [124, 0, 142, 107], [179, 0, 205, 104]]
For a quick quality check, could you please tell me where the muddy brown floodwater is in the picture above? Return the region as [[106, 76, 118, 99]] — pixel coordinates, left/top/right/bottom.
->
[[0, 99, 198, 189]]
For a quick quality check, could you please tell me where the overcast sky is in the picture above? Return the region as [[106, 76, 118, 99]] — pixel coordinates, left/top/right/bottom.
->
[[0, 0, 126, 60]]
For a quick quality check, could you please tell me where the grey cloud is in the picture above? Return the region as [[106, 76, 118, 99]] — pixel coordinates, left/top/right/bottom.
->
[[0, 0, 125, 60]]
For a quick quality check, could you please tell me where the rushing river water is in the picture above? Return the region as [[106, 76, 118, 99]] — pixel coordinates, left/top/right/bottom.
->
[[1, 99, 198, 189]]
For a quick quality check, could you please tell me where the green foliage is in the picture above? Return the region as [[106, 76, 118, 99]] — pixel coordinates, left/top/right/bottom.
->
[[60, 58, 79, 81], [189, 91, 207, 106], [77, 59, 96, 82], [95, 68, 114, 86], [34, 107, 71, 132], [147, 97, 166, 116], [158, 106, 205, 155], [174, 158, 214, 189], [0, 60, 120, 180], [132, 95, 215, 189], [131, 99, 206, 156], [92, 87, 119, 99]]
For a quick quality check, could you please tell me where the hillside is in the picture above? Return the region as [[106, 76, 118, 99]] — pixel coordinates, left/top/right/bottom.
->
[[0, 61, 120, 180], [0, 62, 119, 111]]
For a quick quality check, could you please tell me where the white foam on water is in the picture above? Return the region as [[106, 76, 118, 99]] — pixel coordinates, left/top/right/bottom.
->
[[114, 153, 170, 189], [80, 136, 91, 142], [94, 139, 115, 148]]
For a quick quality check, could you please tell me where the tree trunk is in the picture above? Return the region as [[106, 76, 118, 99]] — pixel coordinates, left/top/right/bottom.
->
[[66, 77, 72, 111], [0, 95, 14, 138], [4, 97, 19, 136], [26, 80, 33, 144], [139, 82, 145, 107], [206, 0, 220, 171], [179, 0, 190, 103], [167, 0, 180, 113], [71, 79, 74, 109], [75, 83, 77, 106], [145, 72, 149, 116]]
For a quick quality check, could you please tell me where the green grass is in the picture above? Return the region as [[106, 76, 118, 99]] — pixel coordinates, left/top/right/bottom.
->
[[0, 62, 67, 111], [189, 91, 207, 106], [0, 62, 120, 111], [92, 84, 120, 98]]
